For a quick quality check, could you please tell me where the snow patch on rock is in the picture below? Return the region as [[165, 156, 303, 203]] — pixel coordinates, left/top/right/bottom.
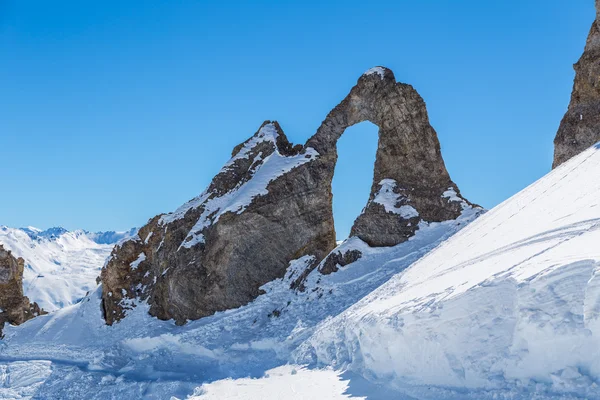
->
[[129, 253, 146, 270], [372, 179, 419, 218]]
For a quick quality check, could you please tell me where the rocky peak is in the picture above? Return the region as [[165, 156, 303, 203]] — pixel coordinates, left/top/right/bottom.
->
[[553, 0, 600, 168], [100, 66, 473, 325], [0, 245, 45, 335]]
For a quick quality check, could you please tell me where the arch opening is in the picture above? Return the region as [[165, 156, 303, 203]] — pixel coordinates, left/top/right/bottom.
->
[[331, 121, 378, 242]]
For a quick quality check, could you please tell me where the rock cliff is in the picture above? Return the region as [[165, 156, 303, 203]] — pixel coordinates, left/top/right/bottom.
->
[[100, 67, 471, 325], [553, 0, 600, 168], [0, 245, 44, 335]]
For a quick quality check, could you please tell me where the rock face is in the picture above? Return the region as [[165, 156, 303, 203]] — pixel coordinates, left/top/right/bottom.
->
[[307, 67, 465, 247], [0, 245, 44, 335], [553, 0, 600, 168], [100, 67, 471, 325]]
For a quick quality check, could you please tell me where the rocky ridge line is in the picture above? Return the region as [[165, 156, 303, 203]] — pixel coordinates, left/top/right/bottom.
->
[[553, 0, 600, 168], [100, 66, 473, 325]]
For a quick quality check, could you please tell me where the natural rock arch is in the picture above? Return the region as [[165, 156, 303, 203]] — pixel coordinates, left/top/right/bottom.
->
[[307, 67, 464, 247], [100, 66, 471, 325]]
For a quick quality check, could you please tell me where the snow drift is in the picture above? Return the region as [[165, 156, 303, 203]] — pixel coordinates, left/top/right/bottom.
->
[[296, 142, 600, 398]]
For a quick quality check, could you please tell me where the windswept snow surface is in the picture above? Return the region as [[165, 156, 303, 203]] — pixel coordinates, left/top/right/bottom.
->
[[297, 143, 600, 398], [0, 199, 481, 398], [3, 144, 598, 399], [0, 227, 134, 311]]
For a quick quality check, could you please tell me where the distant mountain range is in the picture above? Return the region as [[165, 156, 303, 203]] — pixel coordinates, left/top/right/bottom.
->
[[20, 226, 138, 245], [0, 225, 136, 311]]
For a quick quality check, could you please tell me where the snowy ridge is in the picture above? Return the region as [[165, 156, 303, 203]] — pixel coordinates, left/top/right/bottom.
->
[[0, 226, 134, 311], [158, 123, 319, 250], [2, 148, 598, 398], [296, 143, 600, 398]]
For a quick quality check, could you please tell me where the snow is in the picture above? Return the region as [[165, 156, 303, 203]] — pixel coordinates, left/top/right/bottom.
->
[[363, 67, 386, 80], [0, 227, 133, 311], [0, 201, 480, 399], [0, 361, 52, 399], [372, 179, 419, 218], [129, 253, 146, 270], [186, 365, 362, 400], [297, 143, 600, 398], [1, 140, 598, 398], [442, 186, 462, 203]]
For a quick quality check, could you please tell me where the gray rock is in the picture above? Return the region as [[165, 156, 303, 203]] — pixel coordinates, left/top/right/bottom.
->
[[0, 245, 45, 335], [100, 67, 471, 325], [553, 0, 600, 168]]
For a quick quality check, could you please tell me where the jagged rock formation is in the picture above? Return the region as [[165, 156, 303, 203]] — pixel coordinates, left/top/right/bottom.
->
[[553, 0, 600, 168], [0, 245, 44, 335], [307, 67, 466, 247], [100, 66, 471, 325]]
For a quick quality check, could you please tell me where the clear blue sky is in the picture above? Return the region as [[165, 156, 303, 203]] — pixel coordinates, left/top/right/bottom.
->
[[0, 1, 594, 238]]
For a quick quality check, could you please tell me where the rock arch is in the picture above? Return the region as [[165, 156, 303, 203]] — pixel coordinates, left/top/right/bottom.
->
[[306, 66, 465, 246], [100, 67, 471, 325]]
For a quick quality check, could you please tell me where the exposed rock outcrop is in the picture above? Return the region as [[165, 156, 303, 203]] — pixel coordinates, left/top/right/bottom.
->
[[0, 245, 44, 335], [100, 67, 471, 325], [553, 0, 600, 168]]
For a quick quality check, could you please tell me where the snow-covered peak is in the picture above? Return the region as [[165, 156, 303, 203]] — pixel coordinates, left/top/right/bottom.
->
[[224, 122, 281, 168], [15, 226, 136, 245], [84, 228, 139, 245], [159, 122, 287, 226], [0, 225, 134, 311]]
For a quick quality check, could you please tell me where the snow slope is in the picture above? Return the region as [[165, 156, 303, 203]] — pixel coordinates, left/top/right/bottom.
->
[[0, 227, 135, 311], [297, 143, 600, 398], [0, 198, 480, 398], [158, 122, 319, 249], [0, 144, 597, 398]]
